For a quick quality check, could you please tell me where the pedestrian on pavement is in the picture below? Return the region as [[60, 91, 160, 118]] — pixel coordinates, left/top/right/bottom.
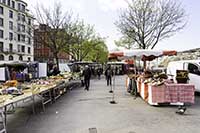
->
[[97, 67, 101, 80], [105, 65, 113, 86], [83, 65, 92, 91]]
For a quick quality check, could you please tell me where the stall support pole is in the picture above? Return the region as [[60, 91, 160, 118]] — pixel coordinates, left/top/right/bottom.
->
[[110, 72, 117, 104], [109, 84, 113, 93]]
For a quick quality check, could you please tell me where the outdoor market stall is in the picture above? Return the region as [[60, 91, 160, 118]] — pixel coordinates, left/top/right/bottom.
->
[[0, 64, 81, 132], [109, 49, 195, 106], [0, 61, 48, 82]]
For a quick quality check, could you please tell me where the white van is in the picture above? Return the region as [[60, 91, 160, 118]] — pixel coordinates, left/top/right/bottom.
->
[[167, 60, 200, 92]]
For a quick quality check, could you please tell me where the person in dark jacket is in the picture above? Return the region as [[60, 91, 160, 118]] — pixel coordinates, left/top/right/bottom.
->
[[52, 65, 60, 76], [83, 65, 91, 91], [105, 65, 113, 86], [97, 67, 101, 80]]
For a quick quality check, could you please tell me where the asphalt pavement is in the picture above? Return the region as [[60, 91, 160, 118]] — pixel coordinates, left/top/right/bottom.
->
[[6, 75, 200, 133]]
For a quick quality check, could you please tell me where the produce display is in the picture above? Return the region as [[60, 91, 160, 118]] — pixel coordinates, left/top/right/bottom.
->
[[4, 80, 18, 87], [0, 71, 81, 107], [130, 71, 168, 86], [0, 95, 13, 104]]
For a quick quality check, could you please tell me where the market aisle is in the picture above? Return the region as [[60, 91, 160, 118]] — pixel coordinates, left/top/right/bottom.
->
[[6, 75, 200, 133]]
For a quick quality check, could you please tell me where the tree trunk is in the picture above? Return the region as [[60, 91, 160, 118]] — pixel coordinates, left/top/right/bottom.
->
[[54, 52, 59, 71]]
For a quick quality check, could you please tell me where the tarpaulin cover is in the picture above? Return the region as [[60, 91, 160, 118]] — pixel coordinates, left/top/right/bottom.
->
[[108, 49, 177, 61]]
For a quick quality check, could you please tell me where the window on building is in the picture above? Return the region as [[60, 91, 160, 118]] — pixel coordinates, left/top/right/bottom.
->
[[17, 44, 20, 52], [21, 14, 25, 22], [0, 30, 3, 38], [9, 32, 13, 40], [21, 34, 25, 42], [28, 28, 31, 35], [9, 43, 13, 52], [19, 55, 23, 61], [17, 13, 20, 21], [9, 10, 13, 18], [12, 1, 15, 8], [18, 3, 20, 10], [9, 21, 13, 30], [28, 57, 31, 61], [28, 18, 31, 25], [21, 45, 25, 52], [0, 54, 4, 60], [21, 24, 25, 32], [0, 6, 3, 15], [0, 18, 3, 27], [17, 23, 21, 32], [28, 47, 31, 54], [8, 0, 11, 6], [17, 34, 20, 41], [21, 4, 25, 12], [0, 42, 3, 52], [9, 55, 13, 60], [28, 37, 31, 44], [2, 0, 6, 4]]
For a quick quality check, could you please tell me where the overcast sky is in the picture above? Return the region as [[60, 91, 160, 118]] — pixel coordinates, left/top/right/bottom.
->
[[26, 0, 200, 52]]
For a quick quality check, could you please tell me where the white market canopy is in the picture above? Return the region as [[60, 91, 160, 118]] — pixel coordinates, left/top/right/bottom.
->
[[123, 49, 162, 57], [109, 49, 177, 61]]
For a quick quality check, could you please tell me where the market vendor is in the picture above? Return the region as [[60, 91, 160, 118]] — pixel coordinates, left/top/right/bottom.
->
[[10, 68, 16, 80], [49, 65, 60, 76], [127, 66, 138, 97]]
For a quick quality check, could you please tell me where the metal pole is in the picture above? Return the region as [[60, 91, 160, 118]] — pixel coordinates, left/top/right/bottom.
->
[[110, 68, 117, 104]]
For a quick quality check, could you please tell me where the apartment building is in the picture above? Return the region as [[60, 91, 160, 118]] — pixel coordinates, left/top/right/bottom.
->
[[0, 0, 34, 61]]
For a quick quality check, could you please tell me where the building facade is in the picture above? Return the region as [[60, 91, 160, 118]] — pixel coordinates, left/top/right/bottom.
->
[[0, 0, 34, 61], [34, 24, 70, 63]]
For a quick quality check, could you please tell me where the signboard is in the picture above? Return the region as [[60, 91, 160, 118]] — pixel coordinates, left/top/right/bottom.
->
[[0, 67, 6, 81], [38, 63, 47, 78], [176, 70, 188, 83]]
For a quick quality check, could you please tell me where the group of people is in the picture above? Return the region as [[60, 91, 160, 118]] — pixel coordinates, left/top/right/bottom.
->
[[81, 65, 114, 91]]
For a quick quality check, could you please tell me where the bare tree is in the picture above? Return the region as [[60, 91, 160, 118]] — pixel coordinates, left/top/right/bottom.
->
[[34, 2, 74, 69], [115, 0, 187, 49]]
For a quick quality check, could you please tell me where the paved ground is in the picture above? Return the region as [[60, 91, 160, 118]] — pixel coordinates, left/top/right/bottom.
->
[[6, 76, 200, 133]]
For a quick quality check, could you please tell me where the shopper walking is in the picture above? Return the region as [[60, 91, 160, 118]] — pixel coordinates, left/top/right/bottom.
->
[[97, 67, 101, 80], [83, 65, 91, 91], [105, 65, 113, 86]]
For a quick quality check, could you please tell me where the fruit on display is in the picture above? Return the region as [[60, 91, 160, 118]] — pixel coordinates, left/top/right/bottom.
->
[[4, 80, 18, 87]]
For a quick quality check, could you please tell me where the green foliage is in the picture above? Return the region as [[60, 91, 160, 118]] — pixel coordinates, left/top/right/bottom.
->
[[114, 36, 135, 49], [84, 39, 108, 63], [63, 20, 109, 62]]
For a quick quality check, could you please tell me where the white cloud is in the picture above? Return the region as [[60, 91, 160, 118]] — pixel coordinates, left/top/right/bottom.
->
[[97, 0, 130, 12], [62, 0, 85, 13], [26, 0, 85, 14]]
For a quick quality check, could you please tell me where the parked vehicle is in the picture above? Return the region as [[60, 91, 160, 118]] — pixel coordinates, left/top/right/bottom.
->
[[167, 60, 200, 92]]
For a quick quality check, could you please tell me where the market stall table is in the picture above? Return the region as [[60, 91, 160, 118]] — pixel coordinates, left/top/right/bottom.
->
[[0, 90, 34, 127], [0, 70, 80, 131], [141, 82, 195, 105]]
